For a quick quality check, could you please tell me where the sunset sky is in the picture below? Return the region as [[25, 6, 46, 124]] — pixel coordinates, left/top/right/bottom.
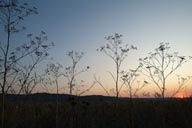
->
[[4, 0, 192, 97]]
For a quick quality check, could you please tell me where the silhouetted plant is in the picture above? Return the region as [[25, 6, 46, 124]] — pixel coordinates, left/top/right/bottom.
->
[[139, 42, 192, 100], [46, 63, 63, 128], [171, 75, 192, 97], [93, 75, 111, 96], [13, 32, 53, 95], [121, 64, 149, 128], [97, 33, 137, 98], [121, 64, 149, 99], [0, 0, 38, 127], [76, 81, 96, 96], [63, 50, 90, 96]]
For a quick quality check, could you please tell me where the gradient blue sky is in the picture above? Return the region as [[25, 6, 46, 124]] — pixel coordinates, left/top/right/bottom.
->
[[11, 0, 192, 96]]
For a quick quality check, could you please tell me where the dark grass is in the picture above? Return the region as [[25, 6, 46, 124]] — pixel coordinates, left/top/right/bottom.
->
[[1, 95, 192, 128]]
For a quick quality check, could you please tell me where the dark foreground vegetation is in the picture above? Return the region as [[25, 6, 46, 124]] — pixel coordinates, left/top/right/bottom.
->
[[1, 94, 192, 128]]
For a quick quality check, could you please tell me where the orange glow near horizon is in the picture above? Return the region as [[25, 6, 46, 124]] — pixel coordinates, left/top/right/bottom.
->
[[175, 92, 187, 99]]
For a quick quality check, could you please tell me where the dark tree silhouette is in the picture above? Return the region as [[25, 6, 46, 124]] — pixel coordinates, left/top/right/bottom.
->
[[97, 33, 137, 98], [139, 42, 191, 100]]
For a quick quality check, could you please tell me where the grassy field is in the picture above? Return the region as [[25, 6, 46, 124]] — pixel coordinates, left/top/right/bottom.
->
[[1, 97, 192, 128]]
